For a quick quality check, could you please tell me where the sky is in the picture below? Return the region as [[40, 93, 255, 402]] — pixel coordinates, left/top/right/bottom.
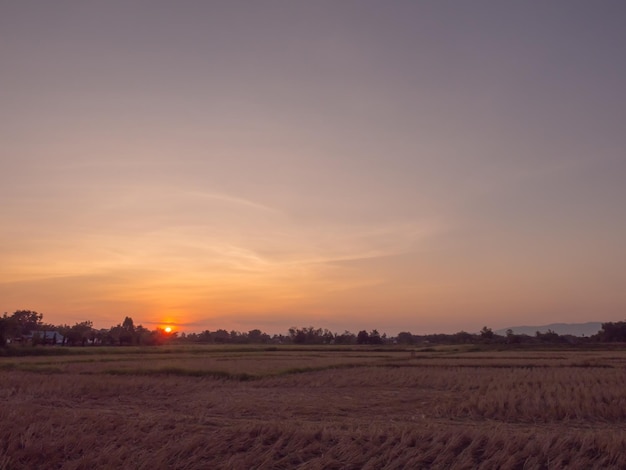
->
[[2, 1, 625, 335]]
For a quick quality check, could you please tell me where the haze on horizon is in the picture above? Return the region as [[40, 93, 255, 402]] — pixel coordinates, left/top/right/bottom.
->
[[2, 1, 625, 335]]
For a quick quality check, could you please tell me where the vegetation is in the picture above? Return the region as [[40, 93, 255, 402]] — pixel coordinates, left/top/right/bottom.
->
[[2, 346, 626, 468], [3, 309, 626, 466], [1, 310, 176, 348], [2, 310, 624, 351]]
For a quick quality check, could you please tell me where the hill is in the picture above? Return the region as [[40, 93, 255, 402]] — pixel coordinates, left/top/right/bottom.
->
[[495, 322, 603, 338]]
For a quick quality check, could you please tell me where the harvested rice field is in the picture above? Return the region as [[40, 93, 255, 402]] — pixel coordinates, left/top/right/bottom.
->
[[1, 346, 626, 469]]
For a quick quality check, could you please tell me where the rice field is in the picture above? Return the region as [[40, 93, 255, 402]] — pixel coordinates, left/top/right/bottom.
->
[[1, 346, 626, 469]]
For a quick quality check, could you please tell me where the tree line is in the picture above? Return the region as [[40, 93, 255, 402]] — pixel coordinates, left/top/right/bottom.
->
[[0, 310, 172, 347], [1, 309, 625, 348]]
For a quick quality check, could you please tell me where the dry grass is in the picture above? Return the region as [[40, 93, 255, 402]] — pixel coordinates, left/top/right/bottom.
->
[[1, 347, 626, 468]]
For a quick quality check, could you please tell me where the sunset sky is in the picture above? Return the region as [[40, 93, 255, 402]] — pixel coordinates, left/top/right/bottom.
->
[[2, 1, 625, 334]]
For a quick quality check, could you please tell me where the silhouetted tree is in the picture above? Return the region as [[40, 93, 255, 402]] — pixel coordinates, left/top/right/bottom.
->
[[135, 325, 152, 345], [536, 329, 562, 343], [321, 329, 335, 344], [396, 332, 415, 345], [149, 327, 176, 345], [214, 329, 231, 343], [334, 330, 356, 345], [293, 329, 307, 344], [56, 324, 71, 346], [271, 333, 288, 344], [0, 314, 9, 346], [7, 310, 43, 338], [287, 326, 327, 344], [356, 330, 369, 344], [506, 328, 521, 344], [66, 321, 94, 346], [369, 329, 383, 344], [247, 329, 271, 343], [453, 331, 475, 344], [108, 325, 126, 345], [480, 326, 494, 342], [596, 321, 626, 342]]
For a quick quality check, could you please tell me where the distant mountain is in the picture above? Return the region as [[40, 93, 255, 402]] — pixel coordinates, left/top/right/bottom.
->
[[495, 322, 604, 338]]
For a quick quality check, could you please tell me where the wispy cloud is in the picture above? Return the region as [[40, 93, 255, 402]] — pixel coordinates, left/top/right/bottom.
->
[[186, 190, 281, 214]]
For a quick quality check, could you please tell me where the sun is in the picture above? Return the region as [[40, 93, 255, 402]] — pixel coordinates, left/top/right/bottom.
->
[[164, 326, 172, 333]]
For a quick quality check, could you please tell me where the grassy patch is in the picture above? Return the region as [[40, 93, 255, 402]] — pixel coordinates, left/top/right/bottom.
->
[[0, 362, 63, 373], [102, 367, 255, 380], [276, 362, 371, 377]]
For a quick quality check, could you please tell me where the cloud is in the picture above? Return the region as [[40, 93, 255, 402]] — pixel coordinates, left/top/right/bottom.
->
[[186, 190, 281, 214]]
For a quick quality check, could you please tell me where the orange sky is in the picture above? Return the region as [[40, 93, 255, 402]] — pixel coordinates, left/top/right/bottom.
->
[[2, 2, 625, 334]]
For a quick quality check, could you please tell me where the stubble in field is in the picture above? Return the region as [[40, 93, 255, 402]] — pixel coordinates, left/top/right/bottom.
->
[[1, 347, 625, 469]]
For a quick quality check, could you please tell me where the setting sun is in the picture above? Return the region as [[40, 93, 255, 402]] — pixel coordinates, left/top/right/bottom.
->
[[164, 326, 172, 333]]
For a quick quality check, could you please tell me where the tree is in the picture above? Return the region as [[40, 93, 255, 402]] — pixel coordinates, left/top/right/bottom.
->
[[596, 321, 626, 342], [108, 325, 126, 345], [213, 329, 231, 343], [247, 329, 270, 344], [149, 327, 177, 346], [122, 317, 135, 343], [122, 316, 134, 329], [536, 329, 562, 343], [334, 330, 356, 345], [293, 329, 307, 344], [288, 326, 326, 345], [118, 317, 136, 344], [356, 330, 370, 345], [506, 328, 520, 344], [369, 329, 383, 345], [135, 325, 152, 345], [230, 330, 246, 344], [56, 324, 71, 346], [0, 313, 10, 347], [480, 326, 494, 342], [66, 321, 94, 346], [396, 332, 415, 345], [8, 310, 43, 337], [322, 329, 335, 344], [0, 314, 10, 346], [453, 331, 475, 344]]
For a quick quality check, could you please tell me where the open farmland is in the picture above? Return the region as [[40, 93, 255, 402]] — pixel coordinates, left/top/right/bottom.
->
[[2, 346, 626, 469]]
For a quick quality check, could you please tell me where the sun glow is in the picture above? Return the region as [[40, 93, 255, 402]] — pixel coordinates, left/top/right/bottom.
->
[[164, 326, 172, 333]]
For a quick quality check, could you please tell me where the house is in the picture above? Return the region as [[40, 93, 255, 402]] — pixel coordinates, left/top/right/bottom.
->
[[25, 330, 65, 345]]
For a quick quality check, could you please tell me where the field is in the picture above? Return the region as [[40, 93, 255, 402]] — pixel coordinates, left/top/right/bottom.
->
[[2, 345, 626, 469]]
